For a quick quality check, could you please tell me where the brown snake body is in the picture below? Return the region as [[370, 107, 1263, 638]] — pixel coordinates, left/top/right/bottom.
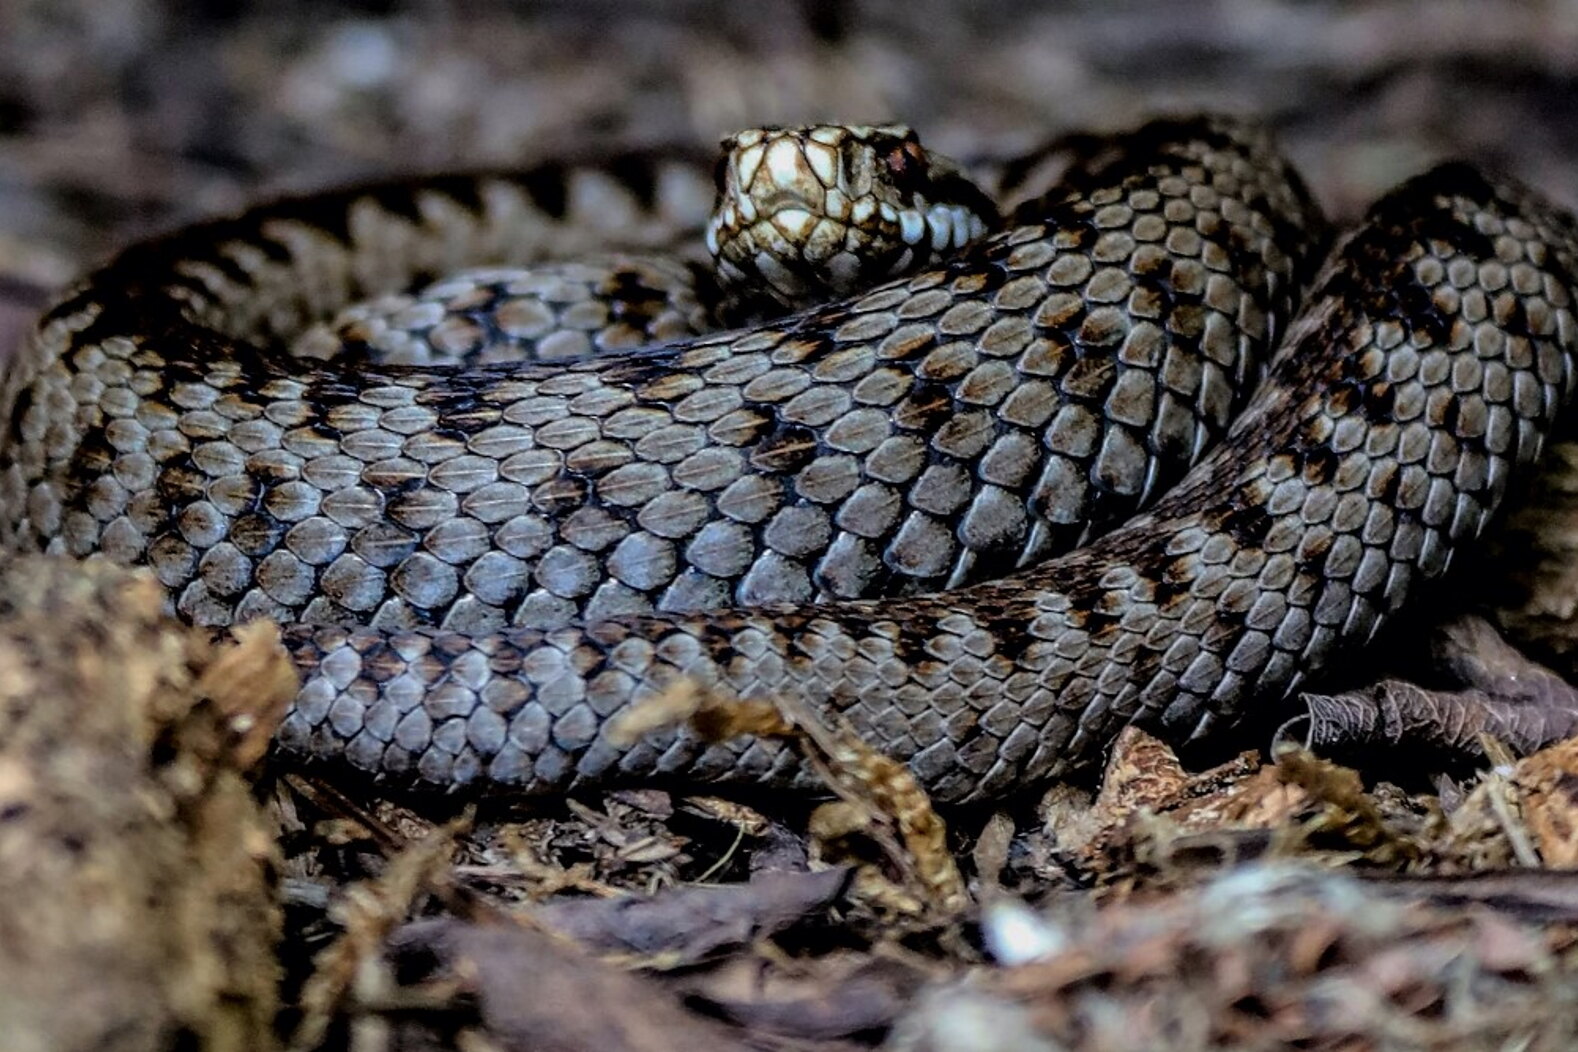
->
[[2, 117, 1576, 802]]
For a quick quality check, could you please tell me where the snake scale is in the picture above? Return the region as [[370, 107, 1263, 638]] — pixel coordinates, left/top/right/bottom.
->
[[3, 117, 1576, 803]]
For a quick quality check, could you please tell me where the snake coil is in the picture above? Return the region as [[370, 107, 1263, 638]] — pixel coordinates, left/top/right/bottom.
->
[[2, 116, 1576, 802]]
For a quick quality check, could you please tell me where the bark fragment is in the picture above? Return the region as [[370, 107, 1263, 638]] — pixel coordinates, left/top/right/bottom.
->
[[0, 557, 292, 1052]]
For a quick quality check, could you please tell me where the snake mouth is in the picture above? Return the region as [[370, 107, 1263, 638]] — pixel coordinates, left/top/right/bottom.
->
[[720, 190, 969, 251], [889, 201, 988, 251], [707, 193, 987, 299]]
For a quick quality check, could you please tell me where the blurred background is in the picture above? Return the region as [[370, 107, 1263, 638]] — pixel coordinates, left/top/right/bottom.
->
[[1, 0, 1577, 302]]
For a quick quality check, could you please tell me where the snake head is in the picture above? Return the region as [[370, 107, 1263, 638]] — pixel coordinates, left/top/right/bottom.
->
[[706, 124, 998, 314]]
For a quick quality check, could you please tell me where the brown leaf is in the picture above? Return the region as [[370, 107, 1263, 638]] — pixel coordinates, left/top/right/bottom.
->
[[1274, 746, 1424, 865], [1049, 729, 1293, 878], [1286, 617, 1578, 765], [972, 812, 1017, 897], [676, 953, 928, 1041], [1097, 726, 1196, 812], [1362, 870, 1578, 923], [890, 864, 1578, 1052], [388, 920, 753, 1052], [534, 867, 851, 965], [1510, 738, 1578, 867]]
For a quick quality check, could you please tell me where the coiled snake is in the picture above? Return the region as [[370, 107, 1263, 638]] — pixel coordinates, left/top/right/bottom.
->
[[2, 117, 1575, 803]]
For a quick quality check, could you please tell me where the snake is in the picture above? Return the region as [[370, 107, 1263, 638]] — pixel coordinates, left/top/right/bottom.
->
[[2, 116, 1576, 804]]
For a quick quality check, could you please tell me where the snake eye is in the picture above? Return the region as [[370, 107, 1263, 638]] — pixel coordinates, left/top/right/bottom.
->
[[883, 139, 930, 197], [712, 154, 731, 195]]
